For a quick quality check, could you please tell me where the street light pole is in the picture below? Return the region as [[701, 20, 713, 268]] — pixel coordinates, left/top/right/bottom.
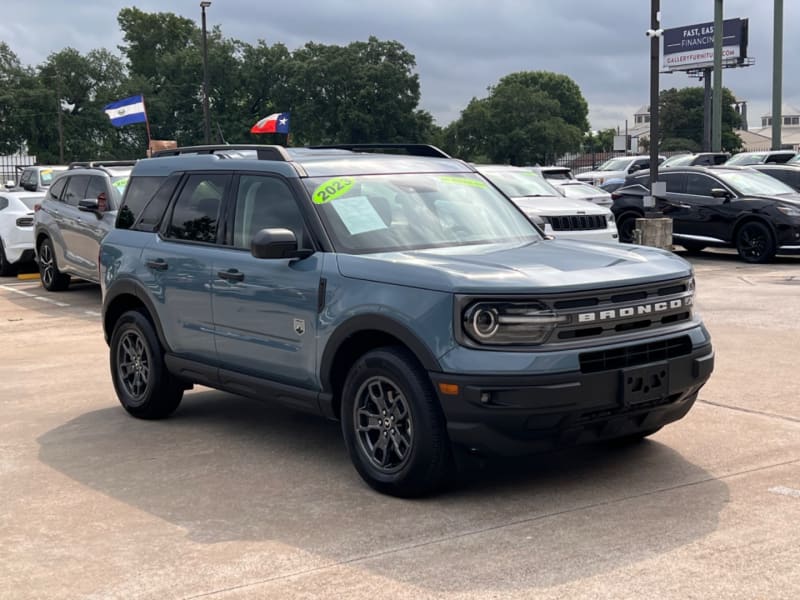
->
[[648, 0, 661, 211], [200, 1, 212, 145]]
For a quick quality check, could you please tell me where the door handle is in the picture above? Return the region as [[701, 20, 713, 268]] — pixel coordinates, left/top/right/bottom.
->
[[145, 258, 168, 271], [217, 269, 244, 282]]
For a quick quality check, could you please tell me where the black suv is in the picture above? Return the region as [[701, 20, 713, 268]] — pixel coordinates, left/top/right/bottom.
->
[[611, 166, 800, 262]]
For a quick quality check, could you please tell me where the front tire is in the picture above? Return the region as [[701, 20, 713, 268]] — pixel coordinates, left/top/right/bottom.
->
[[38, 238, 70, 291], [109, 309, 183, 419], [341, 347, 452, 497], [735, 221, 775, 264]]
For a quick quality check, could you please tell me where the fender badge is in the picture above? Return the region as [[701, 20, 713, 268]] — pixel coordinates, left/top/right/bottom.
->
[[293, 319, 306, 336]]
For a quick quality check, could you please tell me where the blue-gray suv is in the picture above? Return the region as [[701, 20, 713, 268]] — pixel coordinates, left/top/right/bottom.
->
[[100, 144, 714, 497]]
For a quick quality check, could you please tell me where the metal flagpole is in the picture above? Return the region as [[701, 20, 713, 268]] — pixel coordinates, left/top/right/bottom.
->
[[142, 95, 153, 155]]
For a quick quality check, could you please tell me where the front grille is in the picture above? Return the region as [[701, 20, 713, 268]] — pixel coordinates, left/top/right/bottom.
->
[[547, 215, 607, 231], [548, 278, 694, 343], [579, 336, 693, 373]]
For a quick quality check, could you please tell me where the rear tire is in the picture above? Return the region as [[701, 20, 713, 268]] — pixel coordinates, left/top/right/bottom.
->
[[38, 238, 70, 291], [110, 309, 183, 419], [616, 211, 642, 244], [340, 346, 453, 497], [735, 221, 776, 264]]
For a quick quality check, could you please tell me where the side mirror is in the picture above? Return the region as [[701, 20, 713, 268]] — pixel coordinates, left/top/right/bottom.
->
[[710, 188, 732, 200], [251, 228, 313, 260], [78, 199, 100, 213], [628, 165, 641, 174]]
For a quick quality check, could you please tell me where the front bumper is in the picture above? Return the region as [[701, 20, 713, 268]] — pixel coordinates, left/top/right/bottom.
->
[[430, 342, 714, 456]]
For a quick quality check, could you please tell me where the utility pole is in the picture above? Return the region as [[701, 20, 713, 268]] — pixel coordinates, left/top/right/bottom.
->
[[647, 0, 661, 209], [703, 68, 712, 151], [200, 1, 212, 145], [772, 0, 783, 150], [712, 0, 723, 152]]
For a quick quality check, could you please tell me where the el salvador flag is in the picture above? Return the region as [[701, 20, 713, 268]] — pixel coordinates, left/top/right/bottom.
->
[[104, 95, 147, 127]]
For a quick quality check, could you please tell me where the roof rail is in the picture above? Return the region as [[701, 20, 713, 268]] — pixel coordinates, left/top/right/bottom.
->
[[308, 144, 451, 159], [151, 144, 291, 161], [68, 160, 137, 169]]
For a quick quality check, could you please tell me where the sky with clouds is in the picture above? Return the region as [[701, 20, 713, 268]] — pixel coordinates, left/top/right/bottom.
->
[[2, 0, 797, 132]]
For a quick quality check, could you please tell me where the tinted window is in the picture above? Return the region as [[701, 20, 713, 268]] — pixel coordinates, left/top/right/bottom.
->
[[766, 153, 794, 164], [0, 197, 7, 210], [85, 176, 107, 201], [165, 174, 228, 243], [686, 174, 720, 197], [48, 177, 67, 201], [759, 169, 800, 191], [63, 175, 90, 206], [233, 175, 306, 249], [116, 176, 166, 230], [660, 172, 686, 193]]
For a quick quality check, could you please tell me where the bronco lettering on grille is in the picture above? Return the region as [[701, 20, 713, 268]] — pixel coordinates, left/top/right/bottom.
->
[[577, 297, 692, 323]]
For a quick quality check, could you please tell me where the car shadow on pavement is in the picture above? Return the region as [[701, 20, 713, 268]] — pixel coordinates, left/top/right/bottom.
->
[[37, 389, 730, 594]]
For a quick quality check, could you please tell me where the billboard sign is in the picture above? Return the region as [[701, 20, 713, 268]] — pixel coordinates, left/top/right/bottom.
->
[[663, 18, 748, 72]]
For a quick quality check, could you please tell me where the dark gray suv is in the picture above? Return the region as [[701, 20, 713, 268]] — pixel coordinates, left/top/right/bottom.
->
[[34, 161, 134, 290]]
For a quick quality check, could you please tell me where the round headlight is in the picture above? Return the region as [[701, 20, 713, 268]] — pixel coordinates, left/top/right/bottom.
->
[[471, 307, 499, 339]]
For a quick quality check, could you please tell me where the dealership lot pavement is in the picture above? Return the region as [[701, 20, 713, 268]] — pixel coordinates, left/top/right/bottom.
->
[[1, 249, 799, 599]]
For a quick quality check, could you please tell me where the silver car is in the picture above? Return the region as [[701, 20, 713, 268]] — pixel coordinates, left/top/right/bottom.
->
[[34, 162, 134, 290]]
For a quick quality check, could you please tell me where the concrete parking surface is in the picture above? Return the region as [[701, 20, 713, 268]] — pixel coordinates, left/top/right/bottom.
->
[[1, 249, 799, 599]]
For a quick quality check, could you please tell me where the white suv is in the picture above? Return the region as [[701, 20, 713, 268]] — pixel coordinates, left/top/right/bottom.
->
[[575, 155, 665, 187], [477, 166, 618, 243]]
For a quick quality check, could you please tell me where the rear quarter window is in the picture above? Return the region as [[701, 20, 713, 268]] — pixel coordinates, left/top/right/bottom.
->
[[116, 176, 168, 230]]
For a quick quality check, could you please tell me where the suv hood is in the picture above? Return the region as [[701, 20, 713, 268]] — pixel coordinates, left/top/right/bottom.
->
[[511, 196, 610, 216], [336, 240, 691, 294]]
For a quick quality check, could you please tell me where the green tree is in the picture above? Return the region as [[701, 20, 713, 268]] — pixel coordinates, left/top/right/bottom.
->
[[659, 87, 742, 152], [584, 128, 617, 153], [442, 71, 589, 164]]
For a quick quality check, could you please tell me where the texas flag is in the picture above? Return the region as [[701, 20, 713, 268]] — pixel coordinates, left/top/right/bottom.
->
[[104, 95, 147, 127], [251, 112, 290, 134]]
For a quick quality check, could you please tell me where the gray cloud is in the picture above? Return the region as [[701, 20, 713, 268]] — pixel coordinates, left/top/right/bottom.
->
[[2, 0, 797, 130]]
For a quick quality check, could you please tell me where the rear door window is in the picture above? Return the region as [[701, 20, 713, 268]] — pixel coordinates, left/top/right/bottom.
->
[[63, 175, 90, 206], [164, 173, 230, 243], [660, 172, 686, 193]]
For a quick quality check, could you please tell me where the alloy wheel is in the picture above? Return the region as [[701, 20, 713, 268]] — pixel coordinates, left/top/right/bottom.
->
[[116, 330, 152, 405], [738, 224, 768, 260], [353, 376, 413, 473], [39, 243, 54, 288]]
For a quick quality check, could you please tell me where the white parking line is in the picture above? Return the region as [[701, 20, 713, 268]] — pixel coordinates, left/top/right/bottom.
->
[[1, 285, 70, 308], [769, 486, 800, 499], [84, 310, 102, 317]]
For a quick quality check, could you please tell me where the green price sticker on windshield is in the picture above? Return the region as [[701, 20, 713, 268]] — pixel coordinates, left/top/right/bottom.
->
[[313, 177, 355, 204], [113, 178, 129, 190], [439, 175, 487, 189]]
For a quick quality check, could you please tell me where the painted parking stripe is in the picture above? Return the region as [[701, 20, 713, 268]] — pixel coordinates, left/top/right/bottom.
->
[[17, 273, 40, 281], [1, 285, 70, 307], [769, 486, 800, 499], [84, 310, 101, 317]]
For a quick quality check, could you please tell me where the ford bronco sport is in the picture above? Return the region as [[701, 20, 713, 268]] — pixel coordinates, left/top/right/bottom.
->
[[100, 144, 714, 497]]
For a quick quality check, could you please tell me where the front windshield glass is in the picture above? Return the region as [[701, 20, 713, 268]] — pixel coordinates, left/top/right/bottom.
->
[[789, 155, 800, 164], [38, 168, 66, 186], [480, 169, 562, 198], [661, 154, 694, 167], [305, 173, 541, 254], [726, 153, 764, 166], [717, 170, 796, 196], [597, 158, 632, 171]]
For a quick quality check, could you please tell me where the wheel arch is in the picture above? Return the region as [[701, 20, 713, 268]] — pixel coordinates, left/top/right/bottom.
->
[[319, 315, 442, 419], [103, 279, 170, 351], [731, 214, 777, 243]]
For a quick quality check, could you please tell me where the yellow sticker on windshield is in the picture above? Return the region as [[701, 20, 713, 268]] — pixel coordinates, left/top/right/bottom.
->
[[439, 176, 487, 188], [113, 178, 129, 190], [312, 177, 355, 204]]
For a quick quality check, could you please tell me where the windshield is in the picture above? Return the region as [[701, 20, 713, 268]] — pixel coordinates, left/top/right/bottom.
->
[[38, 168, 66, 186], [560, 182, 606, 198], [790, 155, 800, 164], [717, 170, 796, 196], [661, 154, 695, 167], [305, 173, 541, 254], [479, 169, 562, 198], [111, 176, 129, 200], [597, 158, 632, 171], [726, 153, 764, 166]]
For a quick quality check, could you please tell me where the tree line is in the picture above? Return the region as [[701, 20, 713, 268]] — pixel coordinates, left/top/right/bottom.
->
[[0, 8, 741, 165]]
